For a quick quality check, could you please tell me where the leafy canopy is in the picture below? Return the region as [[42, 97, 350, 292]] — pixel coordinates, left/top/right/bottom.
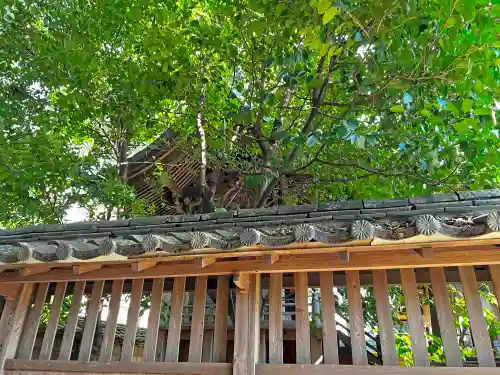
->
[[0, 0, 499, 225]]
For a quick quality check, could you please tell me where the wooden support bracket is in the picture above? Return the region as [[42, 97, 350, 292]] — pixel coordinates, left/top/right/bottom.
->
[[233, 273, 250, 294], [197, 257, 216, 268], [415, 247, 433, 258], [18, 266, 53, 277], [0, 283, 20, 300], [73, 264, 103, 275], [263, 255, 280, 265], [132, 261, 157, 272]]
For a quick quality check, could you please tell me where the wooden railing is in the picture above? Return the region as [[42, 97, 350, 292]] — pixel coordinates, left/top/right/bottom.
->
[[1, 266, 500, 374]]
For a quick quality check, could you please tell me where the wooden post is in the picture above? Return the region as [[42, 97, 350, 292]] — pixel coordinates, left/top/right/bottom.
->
[[144, 278, 164, 362], [268, 273, 283, 364], [213, 276, 229, 363], [319, 272, 339, 365], [346, 270, 367, 366], [202, 330, 214, 363], [0, 284, 34, 375], [233, 274, 260, 375], [99, 279, 124, 362], [189, 276, 208, 362], [294, 272, 311, 364], [165, 276, 186, 362]]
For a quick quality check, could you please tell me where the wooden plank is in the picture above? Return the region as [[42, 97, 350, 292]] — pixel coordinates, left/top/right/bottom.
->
[[0, 300, 16, 364], [39, 282, 68, 360], [120, 278, 144, 361], [264, 255, 279, 265], [319, 272, 339, 365], [0, 284, 34, 374], [268, 273, 283, 364], [259, 329, 267, 364], [213, 276, 229, 363], [458, 266, 495, 367], [233, 276, 250, 375], [255, 364, 500, 375], [197, 258, 216, 268], [17, 283, 49, 360], [400, 268, 429, 367], [234, 273, 250, 293], [488, 264, 500, 314], [78, 280, 104, 361], [372, 270, 398, 366], [247, 274, 261, 373], [189, 276, 208, 362], [18, 266, 52, 277], [8, 246, 500, 283], [429, 267, 462, 367], [345, 270, 367, 366], [99, 279, 124, 362], [5, 359, 232, 375], [144, 278, 164, 362], [294, 272, 311, 364], [58, 281, 85, 360], [202, 330, 214, 363], [165, 276, 186, 361]]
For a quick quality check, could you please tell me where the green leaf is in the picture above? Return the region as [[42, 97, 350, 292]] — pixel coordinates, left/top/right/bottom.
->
[[355, 135, 365, 149], [390, 105, 405, 113], [462, 99, 473, 112], [322, 6, 339, 24], [317, 0, 331, 14], [474, 108, 491, 116]]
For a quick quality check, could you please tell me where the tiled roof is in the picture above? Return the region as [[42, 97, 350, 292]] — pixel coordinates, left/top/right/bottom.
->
[[1, 189, 500, 264]]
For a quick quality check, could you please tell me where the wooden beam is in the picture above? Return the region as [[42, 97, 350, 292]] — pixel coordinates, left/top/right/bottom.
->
[[255, 364, 500, 375], [0, 284, 34, 374], [197, 257, 216, 268], [132, 261, 157, 272], [264, 255, 279, 265], [415, 247, 433, 258], [234, 273, 250, 293], [294, 272, 310, 364], [268, 273, 283, 364], [99, 279, 124, 362], [58, 281, 85, 361], [39, 282, 67, 360], [458, 266, 496, 367], [5, 359, 232, 375], [17, 283, 49, 360], [400, 268, 429, 367], [319, 272, 339, 365], [121, 278, 144, 362], [372, 270, 398, 366], [345, 270, 367, 366], [78, 280, 104, 361], [429, 267, 462, 367], [6, 247, 500, 283], [144, 278, 164, 362], [189, 276, 208, 362], [213, 276, 229, 363], [165, 276, 186, 361], [73, 264, 102, 274]]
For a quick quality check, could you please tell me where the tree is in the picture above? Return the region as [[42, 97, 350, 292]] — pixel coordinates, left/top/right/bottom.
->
[[0, 0, 499, 223]]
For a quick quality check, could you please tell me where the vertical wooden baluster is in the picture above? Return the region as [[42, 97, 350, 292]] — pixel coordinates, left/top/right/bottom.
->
[[429, 267, 462, 367], [372, 270, 398, 366], [295, 272, 311, 364], [202, 330, 214, 363], [18, 283, 49, 360], [39, 282, 68, 360], [400, 268, 429, 367], [78, 280, 104, 361], [488, 264, 500, 316], [165, 276, 186, 362], [0, 284, 34, 371], [458, 266, 495, 367], [121, 278, 144, 362], [268, 273, 283, 364], [233, 277, 250, 375], [144, 278, 164, 362], [319, 272, 339, 365], [346, 270, 368, 366], [59, 281, 85, 361], [213, 276, 229, 363], [99, 279, 124, 362], [189, 276, 208, 362]]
